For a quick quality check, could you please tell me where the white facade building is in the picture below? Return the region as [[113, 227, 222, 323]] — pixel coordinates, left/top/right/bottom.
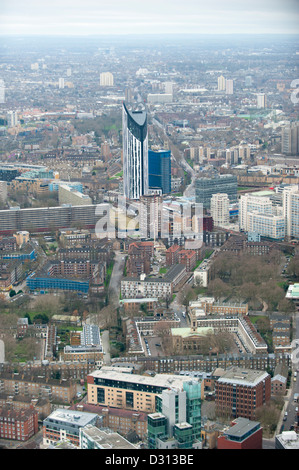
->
[[100, 72, 114, 86], [122, 102, 148, 200], [210, 193, 230, 226]]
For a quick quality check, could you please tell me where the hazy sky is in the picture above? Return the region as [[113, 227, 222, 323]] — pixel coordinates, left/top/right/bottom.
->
[[0, 0, 299, 36]]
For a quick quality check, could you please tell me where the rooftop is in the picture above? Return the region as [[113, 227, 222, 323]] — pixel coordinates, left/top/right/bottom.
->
[[217, 366, 269, 387]]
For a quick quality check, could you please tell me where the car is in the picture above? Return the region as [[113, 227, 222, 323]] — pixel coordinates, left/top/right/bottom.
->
[[283, 416, 287, 421]]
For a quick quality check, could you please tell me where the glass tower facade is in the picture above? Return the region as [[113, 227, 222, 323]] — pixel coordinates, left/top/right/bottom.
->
[[148, 149, 171, 194], [195, 174, 238, 209], [122, 102, 148, 200]]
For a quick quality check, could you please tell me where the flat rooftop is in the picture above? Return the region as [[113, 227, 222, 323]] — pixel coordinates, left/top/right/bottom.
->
[[217, 366, 269, 387], [224, 417, 260, 439], [90, 367, 200, 390], [82, 425, 137, 449]]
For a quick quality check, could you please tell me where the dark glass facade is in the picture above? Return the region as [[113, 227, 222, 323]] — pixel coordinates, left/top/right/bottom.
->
[[148, 149, 171, 194]]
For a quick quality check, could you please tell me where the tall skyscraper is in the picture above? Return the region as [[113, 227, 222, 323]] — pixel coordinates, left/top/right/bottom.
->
[[257, 93, 267, 108], [281, 122, 299, 155], [122, 102, 148, 200], [210, 193, 230, 226], [148, 149, 171, 194], [58, 78, 65, 89], [7, 111, 18, 128], [226, 79, 234, 95], [218, 75, 226, 91]]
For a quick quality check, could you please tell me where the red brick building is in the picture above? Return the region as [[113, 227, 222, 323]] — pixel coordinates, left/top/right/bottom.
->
[[217, 417, 263, 449], [0, 406, 39, 441], [215, 367, 271, 420], [178, 249, 197, 272], [126, 241, 154, 276], [166, 244, 180, 266]]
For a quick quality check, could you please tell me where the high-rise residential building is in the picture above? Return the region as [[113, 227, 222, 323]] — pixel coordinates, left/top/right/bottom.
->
[[257, 93, 267, 108], [122, 102, 148, 200], [283, 185, 299, 240], [281, 122, 299, 155], [0, 80, 5, 104], [7, 111, 18, 128], [210, 193, 230, 226], [148, 149, 171, 194], [218, 75, 226, 91], [226, 79, 234, 95], [195, 174, 237, 210], [139, 194, 162, 239], [164, 81, 174, 95], [100, 72, 114, 86], [58, 78, 65, 89], [0, 181, 7, 203]]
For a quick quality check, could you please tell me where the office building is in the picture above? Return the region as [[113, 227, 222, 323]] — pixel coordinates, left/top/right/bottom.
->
[[210, 193, 230, 226], [148, 149, 171, 194], [100, 72, 114, 87], [215, 367, 271, 420], [148, 380, 202, 449], [217, 417, 262, 449], [79, 425, 137, 449], [195, 174, 237, 209], [43, 408, 99, 447], [122, 102, 148, 200]]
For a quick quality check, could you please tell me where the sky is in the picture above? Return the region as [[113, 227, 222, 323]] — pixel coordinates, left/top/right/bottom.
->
[[0, 0, 299, 36]]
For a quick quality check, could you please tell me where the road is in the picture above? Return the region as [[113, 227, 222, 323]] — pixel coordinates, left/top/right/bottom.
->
[[108, 251, 126, 307]]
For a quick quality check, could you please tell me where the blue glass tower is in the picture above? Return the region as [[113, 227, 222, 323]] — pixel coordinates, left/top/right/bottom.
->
[[148, 149, 171, 194]]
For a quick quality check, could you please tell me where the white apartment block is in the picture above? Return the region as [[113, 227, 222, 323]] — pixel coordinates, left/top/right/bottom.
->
[[210, 193, 230, 226], [247, 211, 285, 240], [100, 72, 114, 86], [0, 181, 7, 203], [239, 193, 274, 231]]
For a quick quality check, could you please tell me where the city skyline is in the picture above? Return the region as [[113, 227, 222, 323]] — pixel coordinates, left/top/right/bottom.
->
[[0, 0, 299, 36]]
